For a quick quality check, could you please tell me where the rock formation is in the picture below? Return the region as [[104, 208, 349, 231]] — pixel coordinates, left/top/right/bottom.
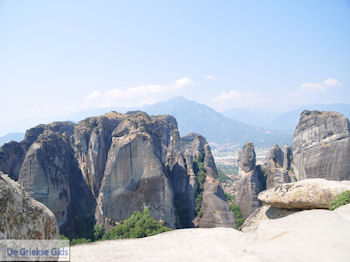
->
[[73, 112, 126, 198], [258, 178, 350, 209], [95, 113, 177, 228], [282, 145, 292, 171], [177, 134, 235, 228], [265, 145, 291, 188], [18, 122, 96, 237], [0, 172, 59, 239], [292, 110, 350, 181], [0, 111, 234, 236], [236, 142, 265, 219]]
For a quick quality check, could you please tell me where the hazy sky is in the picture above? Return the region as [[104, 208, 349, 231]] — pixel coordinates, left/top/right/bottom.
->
[[0, 0, 349, 135]]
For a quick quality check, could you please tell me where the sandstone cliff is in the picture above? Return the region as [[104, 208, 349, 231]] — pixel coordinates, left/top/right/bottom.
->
[[0, 172, 59, 239], [236, 142, 265, 219], [292, 110, 350, 181]]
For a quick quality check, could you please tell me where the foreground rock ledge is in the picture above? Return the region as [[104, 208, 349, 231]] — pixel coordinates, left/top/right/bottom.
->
[[258, 178, 350, 209], [71, 204, 350, 262]]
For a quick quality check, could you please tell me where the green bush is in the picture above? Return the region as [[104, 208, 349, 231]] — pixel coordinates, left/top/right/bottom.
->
[[59, 235, 69, 241], [102, 208, 172, 240], [329, 191, 350, 211], [197, 210, 203, 218], [93, 224, 105, 241], [230, 201, 244, 228], [70, 238, 91, 246]]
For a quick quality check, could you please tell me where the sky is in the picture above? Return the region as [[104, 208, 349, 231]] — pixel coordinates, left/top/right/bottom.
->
[[0, 0, 349, 135]]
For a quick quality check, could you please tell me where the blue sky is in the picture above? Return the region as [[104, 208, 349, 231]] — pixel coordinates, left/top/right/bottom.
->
[[0, 0, 349, 135]]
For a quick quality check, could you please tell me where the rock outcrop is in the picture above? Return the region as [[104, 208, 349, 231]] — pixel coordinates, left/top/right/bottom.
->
[[282, 145, 292, 171], [292, 110, 350, 181], [95, 113, 177, 228], [265, 145, 291, 188], [179, 134, 235, 228], [0, 172, 59, 239], [258, 178, 350, 209], [0, 111, 234, 236], [236, 142, 265, 219], [18, 123, 96, 237], [73, 112, 126, 198]]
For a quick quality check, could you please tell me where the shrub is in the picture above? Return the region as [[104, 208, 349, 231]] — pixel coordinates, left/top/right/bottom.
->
[[329, 191, 350, 211], [225, 193, 244, 228], [70, 238, 91, 246], [93, 224, 105, 241], [193, 152, 206, 217], [59, 235, 69, 241], [197, 210, 203, 218], [230, 201, 244, 228], [102, 208, 172, 240]]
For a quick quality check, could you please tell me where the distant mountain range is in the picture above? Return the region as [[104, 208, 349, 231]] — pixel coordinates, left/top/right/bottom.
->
[[140, 97, 292, 148], [0, 132, 24, 146], [2, 97, 349, 149], [223, 103, 350, 131]]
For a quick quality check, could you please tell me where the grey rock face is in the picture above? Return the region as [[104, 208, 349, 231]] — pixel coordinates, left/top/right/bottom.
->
[[19, 128, 95, 237], [73, 112, 125, 198], [0, 141, 26, 181], [237, 142, 256, 172], [265, 145, 291, 188], [200, 143, 236, 228], [292, 110, 350, 181], [283, 145, 292, 170], [236, 142, 265, 219], [96, 113, 178, 228], [0, 122, 74, 181], [0, 172, 59, 239]]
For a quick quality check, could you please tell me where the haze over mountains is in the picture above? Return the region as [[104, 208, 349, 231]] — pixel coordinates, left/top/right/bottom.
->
[[2, 97, 350, 149], [224, 103, 350, 131]]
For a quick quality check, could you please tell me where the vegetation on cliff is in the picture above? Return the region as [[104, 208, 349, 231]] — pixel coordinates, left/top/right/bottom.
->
[[225, 193, 244, 228], [193, 150, 206, 217], [329, 191, 350, 211]]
